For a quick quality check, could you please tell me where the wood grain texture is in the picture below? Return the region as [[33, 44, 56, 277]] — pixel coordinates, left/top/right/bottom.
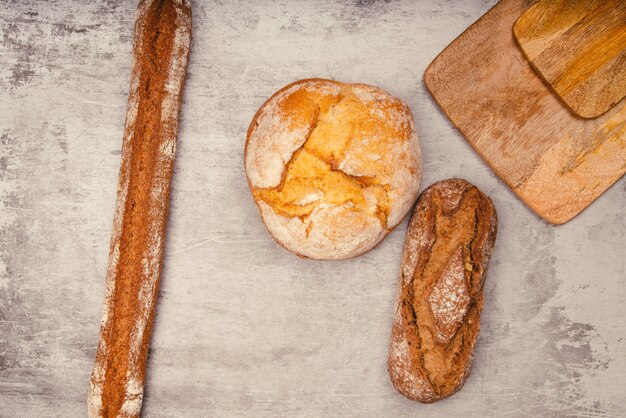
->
[[424, 0, 626, 225], [513, 0, 626, 119]]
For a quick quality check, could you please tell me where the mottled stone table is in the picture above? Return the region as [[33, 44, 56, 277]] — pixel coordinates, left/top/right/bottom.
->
[[1, 1, 624, 416]]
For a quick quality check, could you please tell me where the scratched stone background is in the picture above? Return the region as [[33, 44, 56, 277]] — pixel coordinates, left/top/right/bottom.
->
[[0, 0, 624, 417]]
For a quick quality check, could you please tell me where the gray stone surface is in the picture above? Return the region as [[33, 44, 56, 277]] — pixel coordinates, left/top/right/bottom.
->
[[1, 1, 624, 417]]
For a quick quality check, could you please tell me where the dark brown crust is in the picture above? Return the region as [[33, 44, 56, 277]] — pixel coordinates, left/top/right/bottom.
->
[[388, 178, 497, 403], [88, 1, 191, 417]]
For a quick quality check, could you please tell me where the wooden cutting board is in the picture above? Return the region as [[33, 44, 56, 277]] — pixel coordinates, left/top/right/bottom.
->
[[513, 0, 626, 119], [424, 0, 626, 224]]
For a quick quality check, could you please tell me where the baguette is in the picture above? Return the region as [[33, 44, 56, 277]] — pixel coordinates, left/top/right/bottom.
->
[[388, 178, 497, 403], [88, 1, 191, 416]]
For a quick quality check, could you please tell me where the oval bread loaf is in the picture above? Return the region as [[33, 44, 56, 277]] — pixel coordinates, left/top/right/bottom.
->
[[245, 78, 422, 260], [388, 178, 497, 403]]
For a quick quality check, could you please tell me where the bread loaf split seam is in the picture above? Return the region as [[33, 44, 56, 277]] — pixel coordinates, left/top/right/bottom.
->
[[88, 0, 191, 416], [388, 178, 497, 403]]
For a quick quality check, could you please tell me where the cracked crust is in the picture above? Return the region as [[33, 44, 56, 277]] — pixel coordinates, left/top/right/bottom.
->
[[245, 78, 422, 260], [388, 179, 497, 403]]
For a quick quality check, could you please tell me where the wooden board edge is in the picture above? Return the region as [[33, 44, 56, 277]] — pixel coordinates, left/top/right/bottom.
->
[[424, 1, 506, 84], [422, 0, 600, 226], [546, 174, 626, 225], [423, 71, 571, 225], [511, 3, 613, 120]]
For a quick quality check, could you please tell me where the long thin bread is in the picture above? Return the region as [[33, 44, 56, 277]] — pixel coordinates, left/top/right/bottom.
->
[[88, 1, 191, 416]]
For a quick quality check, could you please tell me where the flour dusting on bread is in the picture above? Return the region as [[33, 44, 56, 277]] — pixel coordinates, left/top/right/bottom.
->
[[388, 179, 497, 403], [245, 78, 421, 259], [428, 247, 471, 343], [88, 0, 192, 416]]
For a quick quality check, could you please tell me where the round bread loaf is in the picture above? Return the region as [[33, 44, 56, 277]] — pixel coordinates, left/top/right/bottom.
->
[[245, 78, 422, 259]]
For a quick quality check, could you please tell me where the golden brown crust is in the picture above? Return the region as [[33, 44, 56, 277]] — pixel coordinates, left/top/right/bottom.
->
[[244, 78, 337, 165], [388, 178, 497, 403], [244, 79, 422, 260], [88, 1, 191, 417]]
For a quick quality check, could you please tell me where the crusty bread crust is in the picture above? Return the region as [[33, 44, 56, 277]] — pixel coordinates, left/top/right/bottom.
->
[[388, 179, 497, 403], [245, 79, 422, 260], [88, 1, 191, 416]]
